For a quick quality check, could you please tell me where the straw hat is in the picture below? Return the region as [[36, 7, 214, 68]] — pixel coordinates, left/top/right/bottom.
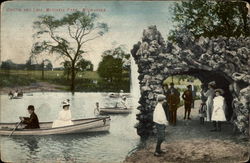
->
[[62, 100, 70, 107], [214, 89, 224, 95], [157, 94, 166, 101]]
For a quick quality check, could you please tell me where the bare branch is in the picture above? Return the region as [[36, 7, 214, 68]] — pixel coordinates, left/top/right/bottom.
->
[[68, 26, 75, 39], [81, 35, 101, 45]]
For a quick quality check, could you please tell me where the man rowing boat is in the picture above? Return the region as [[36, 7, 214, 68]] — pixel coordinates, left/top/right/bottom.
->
[[19, 105, 40, 129], [115, 96, 128, 109]]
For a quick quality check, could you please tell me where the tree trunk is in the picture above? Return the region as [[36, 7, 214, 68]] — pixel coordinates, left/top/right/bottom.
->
[[71, 66, 76, 93], [67, 70, 70, 81], [41, 60, 44, 80]]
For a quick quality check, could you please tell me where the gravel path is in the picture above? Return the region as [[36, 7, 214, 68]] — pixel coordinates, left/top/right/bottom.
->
[[125, 100, 250, 163]]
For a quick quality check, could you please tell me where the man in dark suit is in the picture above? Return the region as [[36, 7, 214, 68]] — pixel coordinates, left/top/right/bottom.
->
[[182, 85, 193, 120], [167, 83, 180, 125], [20, 105, 40, 129]]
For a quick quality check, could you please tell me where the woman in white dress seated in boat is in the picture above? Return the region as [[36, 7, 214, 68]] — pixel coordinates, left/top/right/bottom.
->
[[52, 100, 74, 128]]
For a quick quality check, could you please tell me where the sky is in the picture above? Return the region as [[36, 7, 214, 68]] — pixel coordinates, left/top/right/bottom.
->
[[1, 1, 176, 70]]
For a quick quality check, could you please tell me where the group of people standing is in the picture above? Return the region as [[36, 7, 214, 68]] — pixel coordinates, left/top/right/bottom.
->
[[200, 81, 227, 131], [153, 81, 227, 156], [163, 83, 196, 125]]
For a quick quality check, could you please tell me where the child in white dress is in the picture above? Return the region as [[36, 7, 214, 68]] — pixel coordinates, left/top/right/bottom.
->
[[211, 89, 227, 132]]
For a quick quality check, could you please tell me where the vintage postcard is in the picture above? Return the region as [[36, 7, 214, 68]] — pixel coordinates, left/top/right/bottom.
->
[[0, 1, 249, 163]]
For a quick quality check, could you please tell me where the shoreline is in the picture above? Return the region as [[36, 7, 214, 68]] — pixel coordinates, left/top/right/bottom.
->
[[124, 138, 249, 163], [0, 82, 66, 95], [124, 101, 250, 163]]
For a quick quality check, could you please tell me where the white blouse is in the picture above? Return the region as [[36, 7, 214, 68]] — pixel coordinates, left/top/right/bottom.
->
[[52, 109, 73, 128]]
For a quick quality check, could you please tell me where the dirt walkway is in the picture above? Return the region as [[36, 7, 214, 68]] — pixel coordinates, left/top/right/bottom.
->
[[0, 82, 66, 94], [125, 100, 250, 163]]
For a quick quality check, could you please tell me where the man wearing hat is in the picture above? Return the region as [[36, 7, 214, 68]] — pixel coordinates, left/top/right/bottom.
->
[[153, 94, 168, 156], [52, 100, 73, 128], [167, 83, 180, 125], [19, 105, 40, 129], [182, 85, 193, 120]]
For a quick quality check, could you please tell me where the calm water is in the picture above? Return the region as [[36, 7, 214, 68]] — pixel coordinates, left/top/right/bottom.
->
[[0, 92, 140, 163]]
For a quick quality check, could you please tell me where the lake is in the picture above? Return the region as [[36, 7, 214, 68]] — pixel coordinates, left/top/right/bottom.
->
[[0, 92, 140, 163]]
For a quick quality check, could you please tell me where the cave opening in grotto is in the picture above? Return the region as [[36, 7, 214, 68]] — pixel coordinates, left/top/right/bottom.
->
[[135, 68, 243, 138], [161, 70, 238, 122]]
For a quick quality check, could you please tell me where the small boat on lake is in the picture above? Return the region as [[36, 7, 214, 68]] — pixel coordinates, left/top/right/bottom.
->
[[108, 92, 130, 98], [0, 116, 110, 136], [100, 107, 132, 114], [9, 96, 23, 100]]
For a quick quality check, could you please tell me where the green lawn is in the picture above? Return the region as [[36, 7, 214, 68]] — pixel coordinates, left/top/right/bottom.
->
[[0, 69, 101, 80], [0, 69, 130, 92], [163, 76, 201, 86]]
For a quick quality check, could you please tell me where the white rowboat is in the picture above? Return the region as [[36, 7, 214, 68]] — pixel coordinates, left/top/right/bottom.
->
[[100, 107, 132, 114], [0, 116, 110, 136]]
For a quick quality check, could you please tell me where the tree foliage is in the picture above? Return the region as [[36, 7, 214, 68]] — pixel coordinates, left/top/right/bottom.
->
[[62, 59, 93, 80], [169, 0, 249, 41], [32, 11, 108, 91], [97, 46, 130, 82]]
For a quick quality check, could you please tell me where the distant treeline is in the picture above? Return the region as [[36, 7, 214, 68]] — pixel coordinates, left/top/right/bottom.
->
[[0, 59, 53, 70]]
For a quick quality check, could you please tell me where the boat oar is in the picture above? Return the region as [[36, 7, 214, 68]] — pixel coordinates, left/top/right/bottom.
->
[[9, 121, 22, 137]]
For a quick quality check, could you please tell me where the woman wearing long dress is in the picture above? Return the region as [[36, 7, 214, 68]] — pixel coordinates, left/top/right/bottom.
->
[[204, 82, 216, 121], [52, 100, 73, 128], [211, 89, 227, 131]]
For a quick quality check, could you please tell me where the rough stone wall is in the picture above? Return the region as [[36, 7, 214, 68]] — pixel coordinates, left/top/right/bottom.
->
[[131, 25, 250, 138]]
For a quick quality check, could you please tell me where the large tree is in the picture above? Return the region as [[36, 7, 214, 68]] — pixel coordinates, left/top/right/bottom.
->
[[31, 11, 108, 92], [169, 0, 249, 42], [62, 58, 93, 80], [97, 46, 130, 82]]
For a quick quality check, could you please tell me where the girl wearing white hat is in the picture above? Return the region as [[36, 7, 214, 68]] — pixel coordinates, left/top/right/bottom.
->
[[211, 89, 227, 132], [52, 100, 74, 128]]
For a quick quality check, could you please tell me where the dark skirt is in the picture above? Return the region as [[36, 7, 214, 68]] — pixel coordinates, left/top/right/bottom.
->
[[155, 123, 166, 141]]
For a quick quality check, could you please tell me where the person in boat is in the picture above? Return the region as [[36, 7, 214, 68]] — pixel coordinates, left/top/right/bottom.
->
[[52, 100, 74, 128], [94, 102, 100, 116], [182, 85, 193, 120], [17, 89, 23, 97], [204, 81, 216, 122], [13, 90, 19, 98], [211, 89, 227, 132], [8, 91, 14, 98], [119, 90, 124, 97], [167, 83, 180, 125], [19, 105, 40, 129], [153, 94, 168, 156], [115, 96, 128, 109]]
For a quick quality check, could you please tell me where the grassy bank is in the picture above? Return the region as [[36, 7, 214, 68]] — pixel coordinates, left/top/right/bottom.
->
[[0, 69, 130, 92]]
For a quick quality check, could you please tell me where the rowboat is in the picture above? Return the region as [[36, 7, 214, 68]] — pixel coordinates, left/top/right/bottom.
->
[[108, 93, 130, 98], [100, 107, 132, 114], [0, 116, 110, 136], [9, 96, 22, 99]]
